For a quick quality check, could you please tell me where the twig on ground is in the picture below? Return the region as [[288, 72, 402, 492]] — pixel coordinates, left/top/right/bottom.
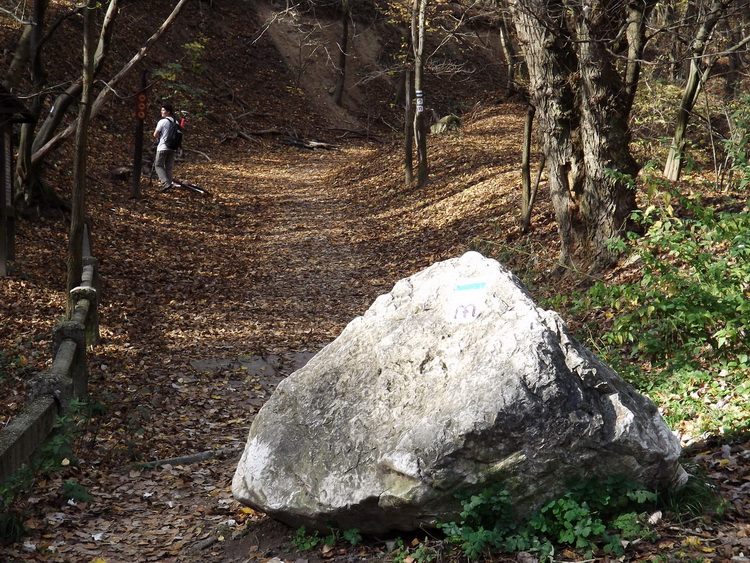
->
[[328, 127, 384, 143], [128, 446, 243, 470], [282, 132, 338, 150], [193, 535, 219, 550], [220, 128, 285, 144], [182, 148, 212, 161]]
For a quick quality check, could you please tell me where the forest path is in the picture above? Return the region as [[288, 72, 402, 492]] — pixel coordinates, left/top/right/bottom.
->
[[2, 104, 537, 562], [6, 144, 398, 562]]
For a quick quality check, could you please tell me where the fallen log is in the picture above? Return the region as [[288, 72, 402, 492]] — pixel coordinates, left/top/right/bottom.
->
[[220, 128, 283, 144], [127, 446, 242, 470], [282, 133, 337, 150]]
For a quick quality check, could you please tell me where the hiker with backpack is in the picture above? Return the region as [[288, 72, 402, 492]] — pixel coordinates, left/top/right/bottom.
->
[[153, 103, 183, 192]]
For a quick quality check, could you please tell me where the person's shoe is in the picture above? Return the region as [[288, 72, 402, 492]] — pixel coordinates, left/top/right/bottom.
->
[[160, 183, 172, 192]]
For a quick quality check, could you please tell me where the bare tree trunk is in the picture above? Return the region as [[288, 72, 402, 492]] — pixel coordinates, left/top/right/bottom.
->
[[404, 68, 414, 188], [623, 0, 650, 114], [332, 0, 350, 106], [412, 0, 428, 188], [31, 0, 190, 166], [576, 11, 639, 266], [498, 11, 520, 95], [520, 103, 543, 233], [723, 22, 742, 99], [513, 0, 579, 266], [33, 0, 118, 154], [67, 0, 97, 316], [663, 61, 702, 181], [13, 0, 64, 211], [2, 24, 32, 91], [512, 0, 650, 268], [663, 0, 732, 181]]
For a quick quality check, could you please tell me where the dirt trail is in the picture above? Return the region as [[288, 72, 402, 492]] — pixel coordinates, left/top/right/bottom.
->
[[239, 151, 391, 346], [4, 144, 396, 562]]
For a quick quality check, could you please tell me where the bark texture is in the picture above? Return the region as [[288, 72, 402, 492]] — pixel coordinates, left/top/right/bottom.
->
[[512, 0, 652, 268]]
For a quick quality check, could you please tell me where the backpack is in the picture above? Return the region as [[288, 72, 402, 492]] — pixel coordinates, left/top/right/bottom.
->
[[163, 116, 183, 150]]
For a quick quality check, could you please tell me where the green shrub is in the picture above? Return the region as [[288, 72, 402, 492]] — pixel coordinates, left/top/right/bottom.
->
[[438, 476, 658, 562], [583, 200, 750, 370], [61, 479, 93, 503], [390, 536, 439, 563], [290, 525, 326, 551], [574, 185, 750, 434], [290, 526, 362, 552]]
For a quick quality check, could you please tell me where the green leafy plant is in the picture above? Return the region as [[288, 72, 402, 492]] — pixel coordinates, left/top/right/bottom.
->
[[290, 525, 324, 551], [182, 37, 208, 74], [390, 536, 438, 563], [342, 527, 362, 546], [573, 183, 750, 434], [585, 191, 750, 369], [439, 484, 518, 559], [439, 476, 659, 562], [151, 37, 209, 119], [61, 479, 93, 503], [0, 398, 104, 544], [660, 461, 726, 519], [390, 537, 409, 562], [289, 525, 340, 551]]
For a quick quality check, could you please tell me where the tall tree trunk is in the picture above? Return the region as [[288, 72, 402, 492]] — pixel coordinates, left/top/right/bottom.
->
[[13, 0, 65, 211], [498, 11, 520, 95], [33, 0, 118, 154], [2, 24, 32, 91], [512, 0, 651, 268], [412, 0, 428, 188], [68, 0, 97, 316], [576, 10, 639, 264], [663, 60, 702, 181], [723, 22, 742, 99], [663, 0, 732, 181], [404, 68, 414, 187], [332, 0, 350, 107], [520, 103, 542, 233], [513, 0, 581, 267]]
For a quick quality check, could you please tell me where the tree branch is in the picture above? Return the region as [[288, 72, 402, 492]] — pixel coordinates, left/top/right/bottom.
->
[[31, 0, 190, 165]]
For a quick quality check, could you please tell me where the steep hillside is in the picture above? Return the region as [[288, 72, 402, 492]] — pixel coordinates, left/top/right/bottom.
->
[[0, 0, 506, 183]]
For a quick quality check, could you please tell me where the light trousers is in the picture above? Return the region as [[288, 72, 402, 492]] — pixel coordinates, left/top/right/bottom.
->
[[154, 149, 176, 188]]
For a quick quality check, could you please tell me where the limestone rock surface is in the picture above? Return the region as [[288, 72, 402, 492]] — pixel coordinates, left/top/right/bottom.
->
[[232, 251, 685, 533]]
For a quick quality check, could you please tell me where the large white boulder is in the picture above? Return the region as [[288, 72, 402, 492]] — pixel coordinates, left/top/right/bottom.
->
[[232, 251, 685, 533]]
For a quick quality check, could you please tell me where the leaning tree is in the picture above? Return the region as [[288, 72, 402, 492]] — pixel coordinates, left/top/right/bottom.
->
[[510, 0, 656, 269], [2, 0, 189, 213]]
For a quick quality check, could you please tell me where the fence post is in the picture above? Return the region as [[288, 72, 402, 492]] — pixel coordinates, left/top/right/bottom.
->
[[70, 280, 99, 346], [0, 396, 58, 483], [52, 321, 88, 399], [0, 221, 98, 484]]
